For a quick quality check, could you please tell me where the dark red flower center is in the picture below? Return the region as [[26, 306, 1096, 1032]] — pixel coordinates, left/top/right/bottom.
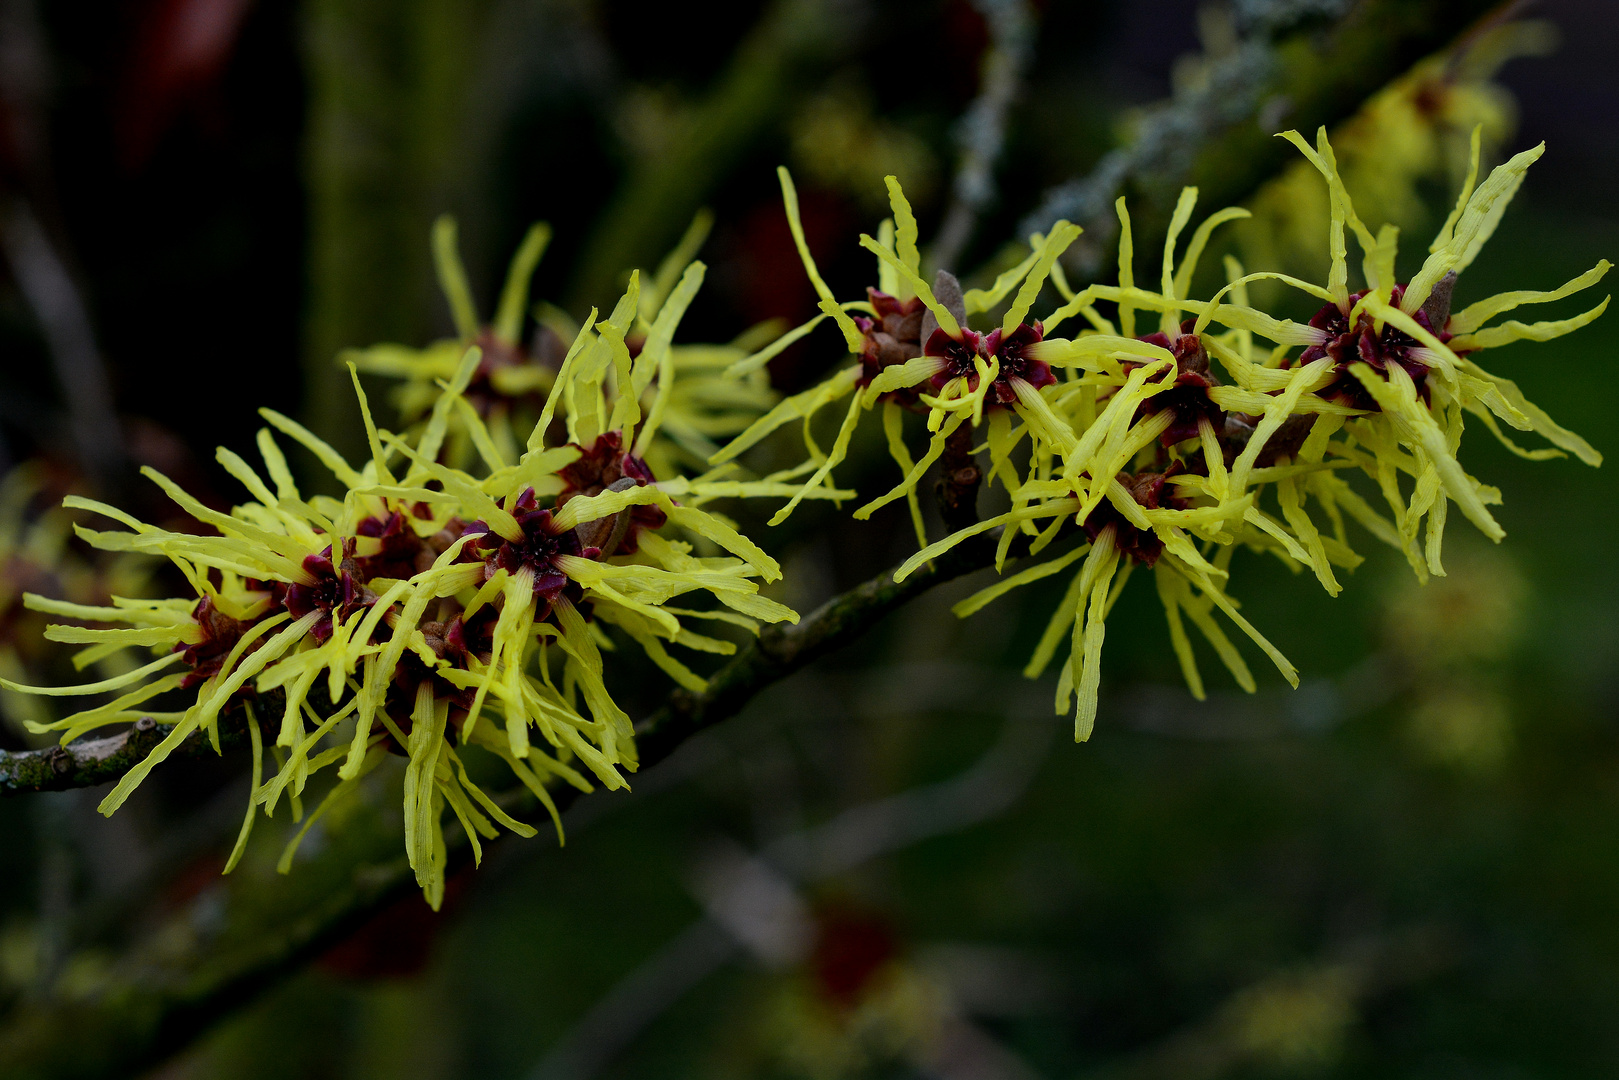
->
[[278, 550, 378, 643], [926, 321, 1055, 407], [353, 511, 436, 581], [1081, 466, 1188, 567], [1130, 322, 1224, 445], [1297, 285, 1453, 411], [556, 432, 666, 555], [854, 288, 926, 394], [464, 490, 582, 610]]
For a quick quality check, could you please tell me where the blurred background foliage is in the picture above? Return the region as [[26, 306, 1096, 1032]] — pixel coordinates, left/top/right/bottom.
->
[[1, 0, 1618, 1076]]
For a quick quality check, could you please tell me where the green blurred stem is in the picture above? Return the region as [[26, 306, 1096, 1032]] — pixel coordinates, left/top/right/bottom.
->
[[301, 0, 489, 462], [565, 0, 844, 310]]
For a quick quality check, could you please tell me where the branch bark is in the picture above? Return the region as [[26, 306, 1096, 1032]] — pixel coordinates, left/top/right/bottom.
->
[[0, 719, 261, 797], [638, 534, 995, 760], [1018, 0, 1513, 277]]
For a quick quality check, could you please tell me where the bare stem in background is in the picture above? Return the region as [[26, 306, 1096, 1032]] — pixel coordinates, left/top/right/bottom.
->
[[565, 0, 859, 310], [1018, 0, 1507, 279], [530, 708, 1053, 1080], [0, 0, 127, 493], [0, 203, 126, 490], [300, 0, 490, 463], [929, 0, 1038, 274]]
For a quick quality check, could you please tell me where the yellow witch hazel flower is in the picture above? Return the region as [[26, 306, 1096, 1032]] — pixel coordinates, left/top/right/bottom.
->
[[712, 168, 1085, 548], [1198, 127, 1607, 580], [885, 188, 1334, 739], [891, 130, 1605, 740], [714, 169, 1344, 737], [348, 211, 781, 479], [0, 284, 802, 907]]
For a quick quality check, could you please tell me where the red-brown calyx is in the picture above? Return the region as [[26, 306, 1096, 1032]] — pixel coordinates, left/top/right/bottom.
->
[[351, 509, 445, 581], [1082, 466, 1188, 567], [175, 595, 263, 689], [461, 323, 570, 415], [381, 601, 498, 744], [925, 321, 1055, 407], [1131, 321, 1224, 445], [462, 330, 532, 416], [556, 431, 666, 556], [853, 288, 926, 401], [1298, 283, 1456, 411]]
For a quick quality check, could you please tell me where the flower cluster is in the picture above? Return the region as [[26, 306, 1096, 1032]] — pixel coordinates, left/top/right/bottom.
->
[[0, 465, 152, 734], [0, 270, 821, 907], [0, 125, 1605, 897], [730, 130, 1607, 739], [346, 212, 783, 482]]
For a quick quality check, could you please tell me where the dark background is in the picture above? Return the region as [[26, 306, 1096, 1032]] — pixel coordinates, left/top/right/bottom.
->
[[2, 0, 1618, 1076]]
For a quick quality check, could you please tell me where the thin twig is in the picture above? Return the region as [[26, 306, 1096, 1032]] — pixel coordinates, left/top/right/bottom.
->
[[935, 422, 984, 533], [0, 718, 249, 796], [1017, 0, 1509, 278], [640, 533, 996, 757], [929, 0, 1039, 273], [0, 535, 997, 798], [0, 202, 126, 489], [531, 708, 1053, 1079]]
